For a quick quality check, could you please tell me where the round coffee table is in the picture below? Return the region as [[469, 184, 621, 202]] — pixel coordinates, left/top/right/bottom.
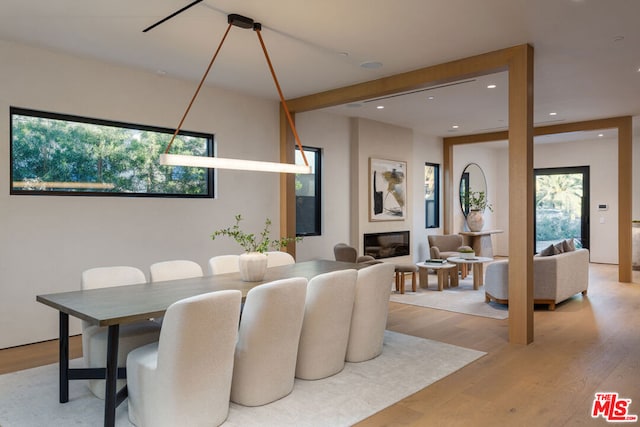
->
[[416, 262, 458, 291], [446, 256, 493, 290]]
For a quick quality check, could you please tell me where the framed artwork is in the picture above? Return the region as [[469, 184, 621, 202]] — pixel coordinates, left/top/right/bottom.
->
[[369, 158, 407, 221]]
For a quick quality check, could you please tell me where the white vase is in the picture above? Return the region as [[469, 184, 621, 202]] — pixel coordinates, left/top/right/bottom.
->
[[466, 210, 484, 232], [239, 252, 268, 282]]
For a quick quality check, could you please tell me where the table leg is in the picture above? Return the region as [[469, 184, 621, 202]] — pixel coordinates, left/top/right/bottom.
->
[[449, 267, 459, 287], [418, 267, 429, 289], [59, 312, 69, 403], [104, 324, 120, 427], [436, 269, 445, 291], [472, 263, 484, 290]]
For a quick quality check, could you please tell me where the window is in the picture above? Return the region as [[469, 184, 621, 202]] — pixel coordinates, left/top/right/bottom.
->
[[10, 107, 213, 197], [295, 146, 321, 236], [425, 162, 440, 228]]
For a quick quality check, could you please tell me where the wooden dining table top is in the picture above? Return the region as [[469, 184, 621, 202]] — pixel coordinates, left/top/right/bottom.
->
[[36, 259, 363, 327]]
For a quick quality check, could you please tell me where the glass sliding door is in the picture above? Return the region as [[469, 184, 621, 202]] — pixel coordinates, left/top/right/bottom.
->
[[534, 166, 590, 253]]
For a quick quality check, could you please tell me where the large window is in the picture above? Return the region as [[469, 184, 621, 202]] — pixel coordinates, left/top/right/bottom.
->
[[425, 162, 440, 228], [10, 107, 213, 197], [295, 146, 321, 236]]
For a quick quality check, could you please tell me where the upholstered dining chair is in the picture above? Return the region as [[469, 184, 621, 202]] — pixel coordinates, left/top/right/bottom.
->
[[126, 290, 242, 427], [149, 260, 204, 325], [149, 259, 203, 282], [296, 269, 357, 380], [80, 266, 161, 399], [208, 254, 240, 275], [333, 243, 378, 264], [345, 262, 395, 362], [265, 250, 295, 267], [231, 277, 307, 406]]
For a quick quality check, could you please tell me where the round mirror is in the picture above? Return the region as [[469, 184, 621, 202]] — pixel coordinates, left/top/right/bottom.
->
[[459, 163, 487, 217]]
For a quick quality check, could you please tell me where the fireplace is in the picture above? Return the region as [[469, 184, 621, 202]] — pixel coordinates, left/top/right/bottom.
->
[[363, 231, 410, 259]]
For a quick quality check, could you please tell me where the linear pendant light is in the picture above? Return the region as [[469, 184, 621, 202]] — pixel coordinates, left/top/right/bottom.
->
[[160, 13, 311, 174]]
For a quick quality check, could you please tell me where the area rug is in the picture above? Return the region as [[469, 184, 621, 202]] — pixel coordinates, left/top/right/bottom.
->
[[390, 277, 509, 319], [0, 331, 485, 427]]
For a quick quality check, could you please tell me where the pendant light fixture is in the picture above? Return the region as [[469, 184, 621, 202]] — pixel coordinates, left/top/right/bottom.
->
[[156, 13, 311, 174]]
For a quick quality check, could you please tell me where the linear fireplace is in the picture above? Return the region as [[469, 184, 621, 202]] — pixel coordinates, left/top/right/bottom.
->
[[363, 231, 410, 259]]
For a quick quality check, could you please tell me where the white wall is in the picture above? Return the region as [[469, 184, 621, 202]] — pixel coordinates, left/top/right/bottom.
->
[[452, 144, 505, 254], [412, 132, 444, 262], [0, 40, 284, 348], [534, 138, 619, 264], [294, 111, 351, 261]]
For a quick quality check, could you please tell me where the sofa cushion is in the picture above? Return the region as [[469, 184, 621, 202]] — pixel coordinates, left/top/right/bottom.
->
[[554, 242, 565, 254], [539, 244, 558, 257], [562, 239, 576, 252]]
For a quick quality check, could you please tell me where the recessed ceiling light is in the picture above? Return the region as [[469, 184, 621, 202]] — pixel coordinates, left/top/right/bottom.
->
[[452, 125, 460, 129], [376, 105, 384, 110], [487, 84, 497, 89], [549, 112, 557, 116], [360, 61, 383, 69], [427, 96, 435, 100], [598, 133, 604, 137], [156, 69, 167, 76]]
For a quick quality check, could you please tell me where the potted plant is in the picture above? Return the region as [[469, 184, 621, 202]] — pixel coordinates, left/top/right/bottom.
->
[[458, 247, 476, 259], [211, 214, 301, 281], [464, 190, 493, 232]]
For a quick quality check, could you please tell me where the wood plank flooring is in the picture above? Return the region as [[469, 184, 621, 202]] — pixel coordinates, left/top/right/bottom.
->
[[1, 264, 638, 426]]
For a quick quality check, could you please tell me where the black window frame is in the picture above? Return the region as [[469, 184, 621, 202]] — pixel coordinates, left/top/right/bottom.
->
[[9, 107, 214, 198], [295, 146, 322, 237], [425, 162, 440, 228]]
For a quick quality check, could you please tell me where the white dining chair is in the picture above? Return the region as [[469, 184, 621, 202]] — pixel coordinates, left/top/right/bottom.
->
[[80, 266, 161, 399], [127, 290, 242, 427], [345, 262, 395, 362], [149, 259, 203, 282], [208, 255, 240, 275], [265, 251, 295, 268], [296, 269, 357, 380], [231, 277, 307, 406]]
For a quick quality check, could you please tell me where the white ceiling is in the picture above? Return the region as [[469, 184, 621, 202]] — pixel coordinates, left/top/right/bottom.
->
[[1, 0, 639, 140]]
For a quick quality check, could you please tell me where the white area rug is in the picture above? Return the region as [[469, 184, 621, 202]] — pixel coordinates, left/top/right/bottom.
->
[[390, 277, 509, 319], [0, 331, 485, 427]]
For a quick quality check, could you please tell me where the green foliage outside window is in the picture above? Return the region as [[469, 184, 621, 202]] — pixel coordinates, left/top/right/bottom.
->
[[10, 108, 213, 197]]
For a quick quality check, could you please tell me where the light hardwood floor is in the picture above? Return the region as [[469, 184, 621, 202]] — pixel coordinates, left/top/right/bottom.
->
[[1, 264, 638, 426]]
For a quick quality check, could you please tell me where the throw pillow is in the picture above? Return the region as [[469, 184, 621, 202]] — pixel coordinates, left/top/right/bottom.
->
[[562, 239, 576, 252], [539, 244, 557, 257], [554, 242, 565, 254]]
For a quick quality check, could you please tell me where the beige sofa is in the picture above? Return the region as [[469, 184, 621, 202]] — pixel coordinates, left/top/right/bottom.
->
[[484, 248, 589, 310]]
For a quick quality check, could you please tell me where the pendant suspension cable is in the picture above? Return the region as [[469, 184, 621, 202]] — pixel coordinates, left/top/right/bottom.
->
[[164, 22, 233, 154], [255, 28, 309, 168]]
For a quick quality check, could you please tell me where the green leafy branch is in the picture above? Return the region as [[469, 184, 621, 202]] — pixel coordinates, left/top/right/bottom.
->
[[211, 214, 301, 254]]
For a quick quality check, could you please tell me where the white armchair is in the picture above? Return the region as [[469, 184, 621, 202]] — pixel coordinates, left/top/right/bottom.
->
[[126, 290, 242, 427], [346, 262, 394, 362], [80, 266, 161, 399], [149, 260, 203, 282], [208, 255, 239, 275], [296, 269, 357, 380], [265, 250, 295, 267], [231, 277, 307, 406]]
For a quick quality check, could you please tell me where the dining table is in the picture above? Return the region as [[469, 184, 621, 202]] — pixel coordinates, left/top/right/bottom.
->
[[36, 259, 363, 427]]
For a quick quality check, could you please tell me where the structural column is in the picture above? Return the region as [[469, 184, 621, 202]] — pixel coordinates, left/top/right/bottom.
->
[[507, 44, 534, 344]]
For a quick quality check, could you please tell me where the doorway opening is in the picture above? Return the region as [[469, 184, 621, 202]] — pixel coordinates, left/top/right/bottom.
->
[[534, 166, 590, 253]]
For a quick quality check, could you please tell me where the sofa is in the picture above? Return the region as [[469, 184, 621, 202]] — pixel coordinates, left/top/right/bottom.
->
[[484, 248, 589, 310]]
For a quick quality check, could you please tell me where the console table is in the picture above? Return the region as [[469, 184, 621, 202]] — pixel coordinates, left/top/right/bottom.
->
[[459, 229, 503, 258]]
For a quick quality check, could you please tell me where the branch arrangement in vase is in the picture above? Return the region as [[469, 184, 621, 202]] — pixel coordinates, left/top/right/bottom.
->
[[211, 214, 301, 253], [465, 190, 494, 212]]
